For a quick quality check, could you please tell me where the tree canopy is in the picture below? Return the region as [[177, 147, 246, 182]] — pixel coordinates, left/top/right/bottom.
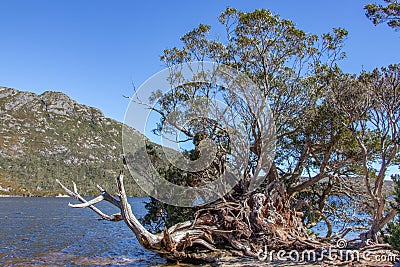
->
[[365, 0, 400, 29], [59, 7, 400, 264], [142, 8, 399, 242]]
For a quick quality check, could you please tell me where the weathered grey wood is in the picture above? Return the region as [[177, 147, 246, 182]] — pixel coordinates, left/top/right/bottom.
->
[[56, 179, 115, 221], [57, 171, 352, 263], [68, 195, 104, 208]]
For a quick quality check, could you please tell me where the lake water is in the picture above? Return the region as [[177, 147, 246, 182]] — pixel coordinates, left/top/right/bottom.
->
[[0, 197, 166, 266], [0, 197, 362, 266]]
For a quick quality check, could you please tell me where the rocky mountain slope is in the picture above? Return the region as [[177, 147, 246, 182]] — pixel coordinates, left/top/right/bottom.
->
[[0, 86, 144, 196]]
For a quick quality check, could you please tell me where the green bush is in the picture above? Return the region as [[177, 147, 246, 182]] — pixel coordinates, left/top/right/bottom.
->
[[387, 221, 400, 251], [387, 174, 400, 251]]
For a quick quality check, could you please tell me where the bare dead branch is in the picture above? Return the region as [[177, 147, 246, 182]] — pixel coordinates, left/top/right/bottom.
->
[[56, 179, 118, 221]]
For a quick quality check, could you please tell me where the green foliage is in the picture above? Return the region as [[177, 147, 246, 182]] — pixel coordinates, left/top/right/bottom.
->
[[143, 8, 399, 239], [365, 0, 400, 29], [139, 143, 207, 232], [140, 196, 199, 232], [387, 174, 400, 251], [144, 7, 354, 232], [387, 222, 400, 250], [0, 154, 143, 197]]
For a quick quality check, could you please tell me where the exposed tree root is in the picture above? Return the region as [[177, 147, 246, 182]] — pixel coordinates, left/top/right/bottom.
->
[[57, 172, 365, 263]]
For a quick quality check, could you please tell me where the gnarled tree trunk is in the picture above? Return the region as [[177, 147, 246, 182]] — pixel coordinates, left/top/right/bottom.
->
[[57, 170, 325, 263]]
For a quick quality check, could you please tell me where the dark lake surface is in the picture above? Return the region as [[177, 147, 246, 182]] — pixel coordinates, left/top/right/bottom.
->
[[0, 197, 166, 266], [0, 196, 362, 266]]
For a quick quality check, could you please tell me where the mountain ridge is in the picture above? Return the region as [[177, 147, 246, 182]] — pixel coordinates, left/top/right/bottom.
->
[[0, 86, 145, 196]]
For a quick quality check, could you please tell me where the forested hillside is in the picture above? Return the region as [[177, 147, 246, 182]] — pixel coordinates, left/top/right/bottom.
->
[[0, 86, 144, 196]]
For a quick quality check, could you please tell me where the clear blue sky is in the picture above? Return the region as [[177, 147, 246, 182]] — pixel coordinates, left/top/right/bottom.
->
[[0, 0, 399, 122]]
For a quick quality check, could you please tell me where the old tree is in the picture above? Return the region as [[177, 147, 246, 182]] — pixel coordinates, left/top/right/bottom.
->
[[58, 8, 400, 263]]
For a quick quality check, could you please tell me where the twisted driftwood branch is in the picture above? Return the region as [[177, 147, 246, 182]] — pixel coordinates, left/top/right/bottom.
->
[[57, 172, 398, 265], [57, 171, 223, 260], [57, 171, 328, 263]]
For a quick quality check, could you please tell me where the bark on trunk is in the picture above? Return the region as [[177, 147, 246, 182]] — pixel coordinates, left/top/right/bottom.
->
[[57, 171, 328, 262]]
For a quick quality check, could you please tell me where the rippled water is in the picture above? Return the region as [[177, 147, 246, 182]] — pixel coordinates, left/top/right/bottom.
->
[[0, 197, 167, 266]]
